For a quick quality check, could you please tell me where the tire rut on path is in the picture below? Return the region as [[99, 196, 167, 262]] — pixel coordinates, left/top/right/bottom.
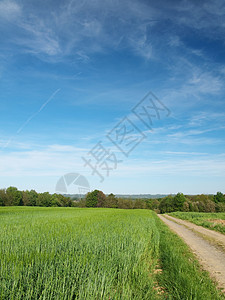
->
[[165, 214, 225, 249], [158, 214, 225, 293]]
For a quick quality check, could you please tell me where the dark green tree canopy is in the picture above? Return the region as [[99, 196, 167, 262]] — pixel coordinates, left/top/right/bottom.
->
[[172, 193, 186, 211], [214, 192, 225, 203], [6, 187, 23, 206], [85, 190, 106, 207], [159, 195, 174, 214]]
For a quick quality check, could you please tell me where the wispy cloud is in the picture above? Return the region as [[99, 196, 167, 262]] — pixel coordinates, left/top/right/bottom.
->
[[163, 151, 208, 156], [0, 0, 224, 194], [0, 0, 157, 61], [1, 143, 224, 179], [188, 112, 225, 127], [0, 0, 21, 20], [1, 0, 225, 65], [167, 127, 223, 138], [18, 20, 61, 56], [187, 71, 223, 94], [0, 144, 88, 177]]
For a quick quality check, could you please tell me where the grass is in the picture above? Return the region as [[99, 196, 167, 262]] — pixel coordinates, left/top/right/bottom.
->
[[0, 207, 224, 299], [154, 216, 224, 299], [168, 212, 225, 234], [0, 207, 160, 299]]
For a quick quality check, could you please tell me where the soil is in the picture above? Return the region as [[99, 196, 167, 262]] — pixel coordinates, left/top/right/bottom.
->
[[158, 214, 225, 293], [164, 215, 225, 249], [208, 219, 225, 226]]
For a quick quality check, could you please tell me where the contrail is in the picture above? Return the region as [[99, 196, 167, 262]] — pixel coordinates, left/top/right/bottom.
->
[[1, 89, 61, 149]]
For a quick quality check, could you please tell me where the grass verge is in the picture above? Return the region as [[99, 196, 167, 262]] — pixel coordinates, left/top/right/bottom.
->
[[154, 213, 225, 299], [168, 212, 225, 234]]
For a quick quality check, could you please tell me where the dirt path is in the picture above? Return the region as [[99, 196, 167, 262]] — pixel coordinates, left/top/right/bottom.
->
[[164, 214, 225, 249], [158, 214, 225, 292]]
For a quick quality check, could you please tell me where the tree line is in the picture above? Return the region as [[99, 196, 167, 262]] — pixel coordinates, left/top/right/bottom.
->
[[0, 187, 225, 213], [75, 190, 225, 213], [0, 187, 73, 207]]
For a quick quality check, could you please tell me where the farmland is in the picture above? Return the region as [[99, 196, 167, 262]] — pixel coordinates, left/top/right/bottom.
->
[[169, 212, 225, 234], [0, 207, 224, 299]]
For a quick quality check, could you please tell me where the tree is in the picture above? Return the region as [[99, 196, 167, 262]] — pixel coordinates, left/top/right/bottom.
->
[[216, 202, 225, 212], [0, 189, 6, 206], [75, 198, 86, 207], [28, 190, 38, 206], [105, 193, 118, 208], [146, 199, 160, 210], [22, 191, 30, 206], [36, 192, 51, 207], [117, 198, 134, 209], [204, 200, 216, 212], [214, 192, 225, 203], [96, 191, 106, 207], [133, 199, 147, 209], [22, 190, 38, 206], [194, 194, 216, 212], [60, 195, 72, 207], [190, 201, 199, 212], [6, 187, 23, 206], [85, 190, 107, 208], [159, 195, 174, 213], [85, 190, 99, 207], [0, 195, 3, 206], [50, 194, 62, 207], [182, 201, 190, 212], [172, 193, 186, 211]]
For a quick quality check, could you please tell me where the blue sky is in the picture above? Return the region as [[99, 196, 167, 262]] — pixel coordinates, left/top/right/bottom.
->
[[0, 0, 225, 194]]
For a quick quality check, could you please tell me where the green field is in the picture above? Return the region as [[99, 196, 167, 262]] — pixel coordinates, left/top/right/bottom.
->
[[169, 212, 225, 234], [0, 207, 224, 299]]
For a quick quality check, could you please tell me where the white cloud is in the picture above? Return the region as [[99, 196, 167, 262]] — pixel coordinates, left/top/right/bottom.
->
[[174, 0, 225, 35], [17, 19, 61, 56], [0, 0, 21, 20], [76, 51, 90, 63], [129, 33, 153, 60], [1, 0, 224, 63], [168, 36, 181, 47], [168, 128, 219, 139], [164, 151, 208, 156], [0, 0, 158, 60], [1, 143, 225, 183], [188, 112, 225, 126], [187, 71, 223, 94], [0, 135, 224, 193], [0, 144, 88, 177], [107, 154, 225, 178]]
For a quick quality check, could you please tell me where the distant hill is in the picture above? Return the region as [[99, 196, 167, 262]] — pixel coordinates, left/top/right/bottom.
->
[[115, 194, 172, 199], [64, 194, 173, 200]]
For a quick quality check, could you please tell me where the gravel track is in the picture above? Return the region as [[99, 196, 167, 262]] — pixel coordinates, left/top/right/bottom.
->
[[158, 214, 225, 292]]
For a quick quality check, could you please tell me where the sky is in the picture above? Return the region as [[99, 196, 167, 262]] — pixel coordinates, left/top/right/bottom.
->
[[0, 0, 225, 195]]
